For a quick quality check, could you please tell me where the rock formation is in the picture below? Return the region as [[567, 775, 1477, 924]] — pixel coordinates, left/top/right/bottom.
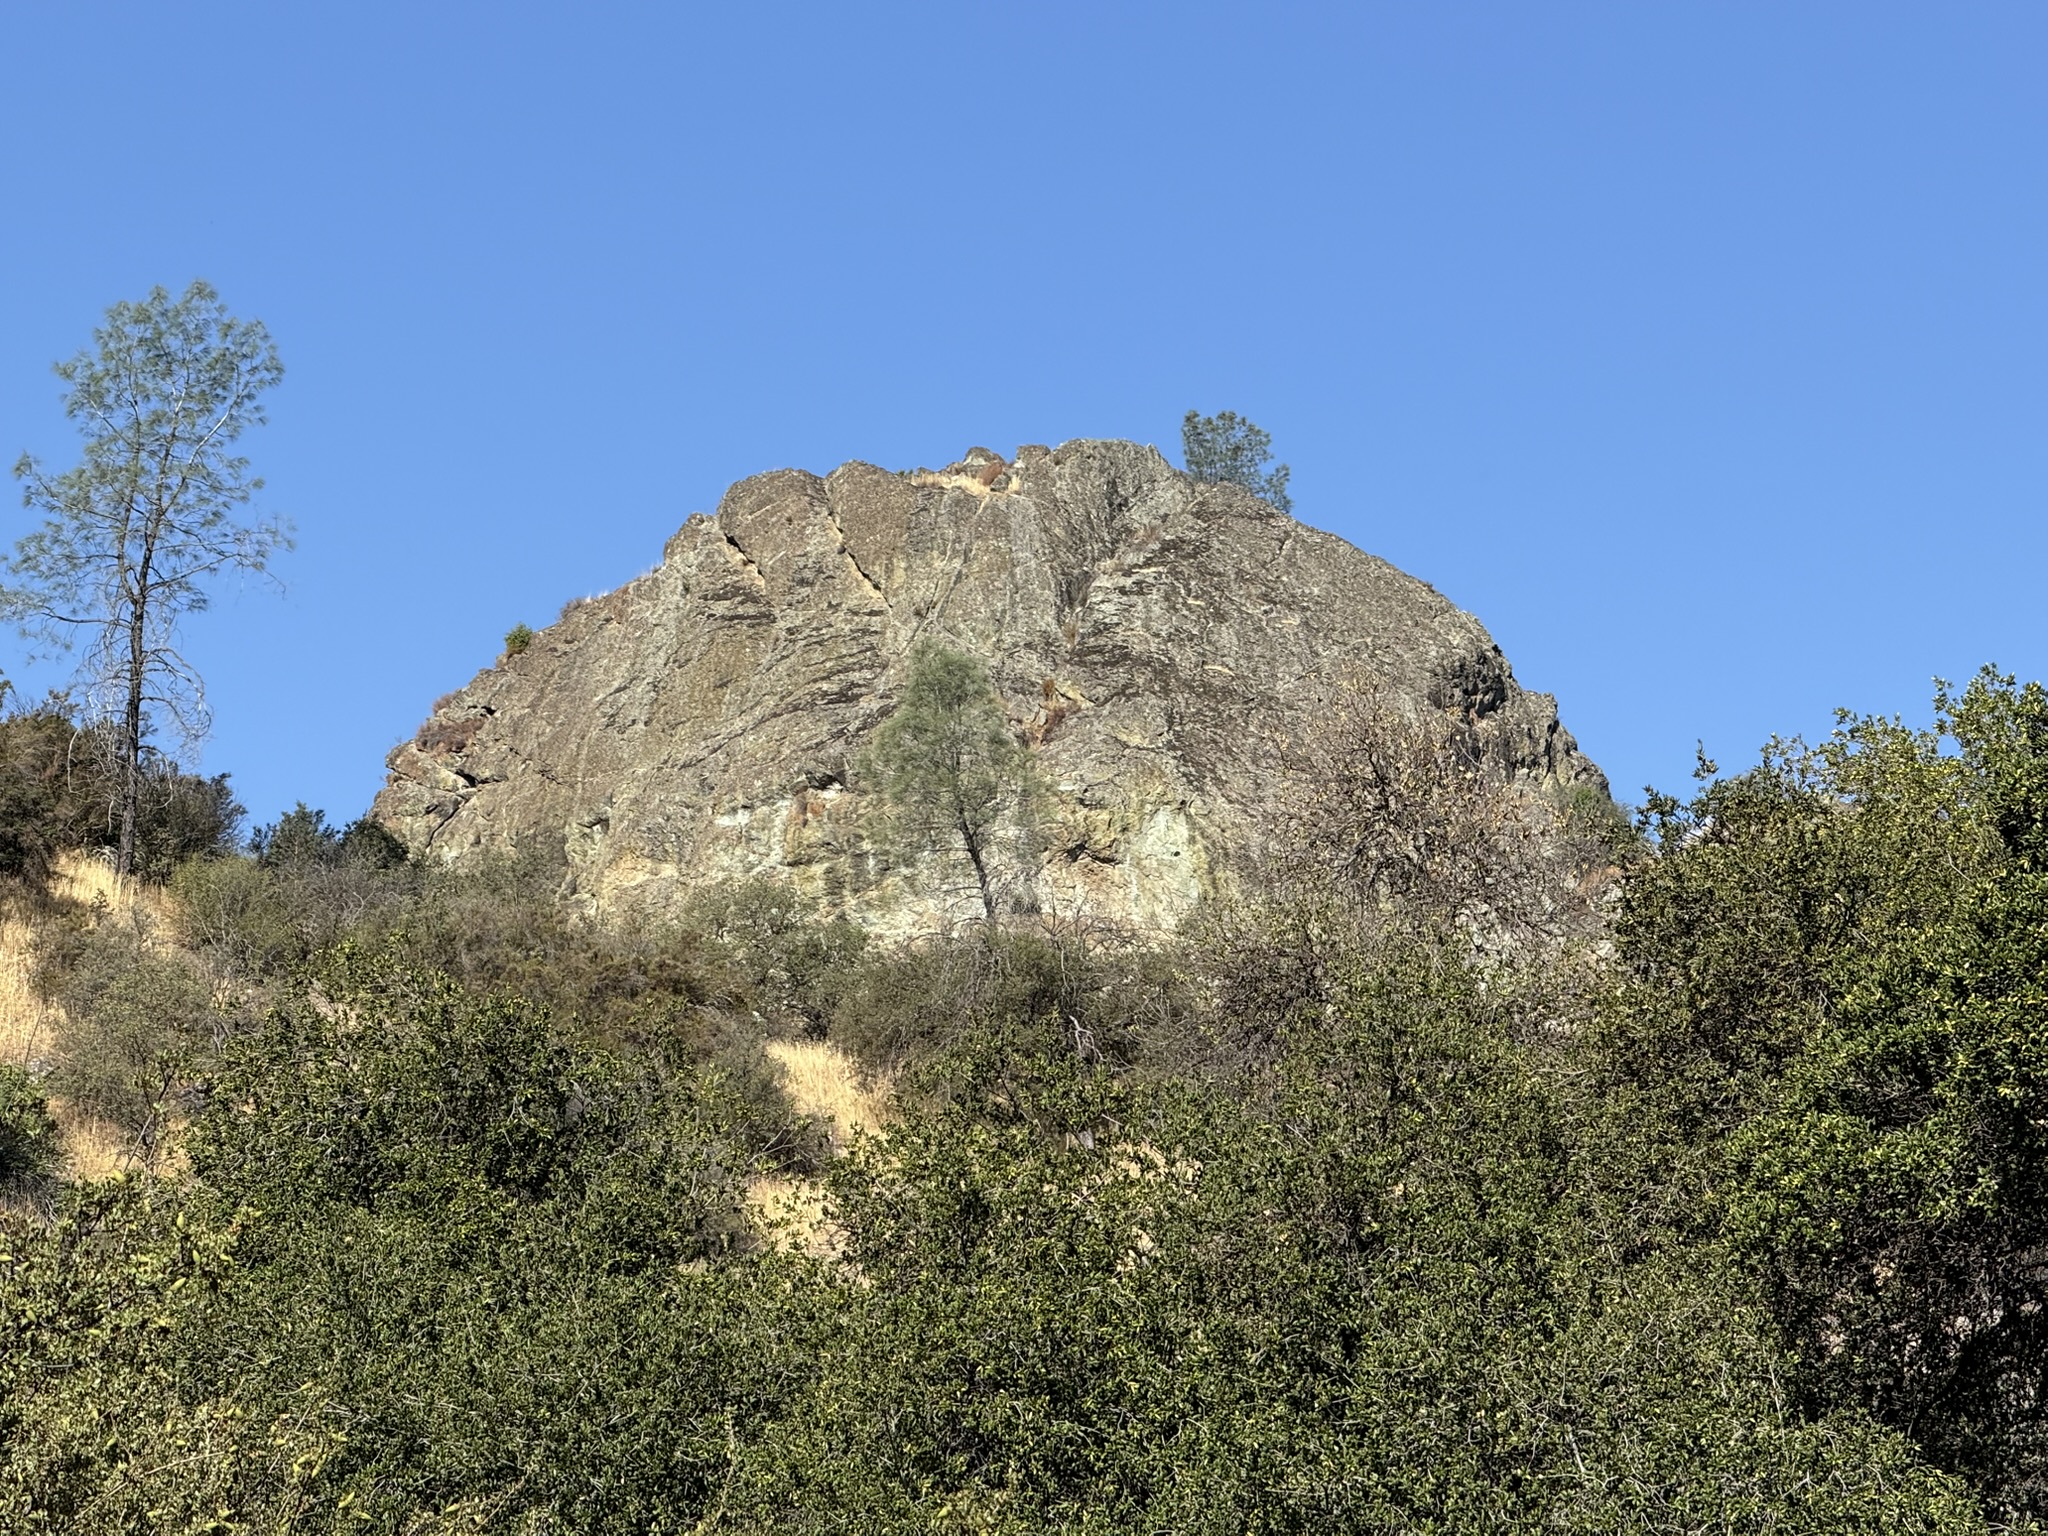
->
[[374, 441, 1608, 932]]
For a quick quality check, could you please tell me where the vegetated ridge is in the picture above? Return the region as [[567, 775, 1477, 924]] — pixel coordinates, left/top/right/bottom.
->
[[375, 440, 1609, 930]]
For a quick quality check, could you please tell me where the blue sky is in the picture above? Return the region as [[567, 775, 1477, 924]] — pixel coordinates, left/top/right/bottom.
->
[[3, 3, 2043, 828]]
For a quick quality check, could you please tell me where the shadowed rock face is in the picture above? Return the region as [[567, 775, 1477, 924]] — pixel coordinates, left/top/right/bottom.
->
[[374, 441, 1608, 932]]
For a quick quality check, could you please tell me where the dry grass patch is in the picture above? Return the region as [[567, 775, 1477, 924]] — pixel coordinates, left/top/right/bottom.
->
[[0, 852, 185, 1179], [0, 902, 56, 1072], [747, 1039, 888, 1255], [762, 1038, 888, 1145], [51, 1108, 138, 1182], [48, 853, 176, 936]]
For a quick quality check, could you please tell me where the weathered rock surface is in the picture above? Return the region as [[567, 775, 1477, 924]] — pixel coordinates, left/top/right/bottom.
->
[[374, 441, 1608, 932]]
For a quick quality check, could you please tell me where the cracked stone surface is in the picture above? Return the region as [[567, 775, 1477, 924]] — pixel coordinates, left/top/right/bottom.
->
[[373, 440, 1609, 933]]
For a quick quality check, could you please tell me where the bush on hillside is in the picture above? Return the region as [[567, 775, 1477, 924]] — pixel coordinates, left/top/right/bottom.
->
[[679, 877, 867, 1030], [0, 1065, 59, 1192], [0, 700, 241, 886], [1603, 669, 2048, 1519], [38, 920, 218, 1162], [13, 672, 2048, 1528], [169, 855, 306, 979], [829, 920, 1193, 1093], [0, 701, 108, 885]]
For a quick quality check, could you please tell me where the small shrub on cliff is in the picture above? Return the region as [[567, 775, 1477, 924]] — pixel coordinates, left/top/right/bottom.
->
[[1181, 408, 1292, 513], [503, 621, 535, 657]]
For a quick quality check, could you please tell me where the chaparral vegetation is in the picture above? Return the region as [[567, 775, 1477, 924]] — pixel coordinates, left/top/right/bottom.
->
[[2, 664, 2047, 1534]]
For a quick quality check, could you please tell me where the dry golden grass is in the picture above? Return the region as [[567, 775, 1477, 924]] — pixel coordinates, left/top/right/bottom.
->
[[0, 903, 54, 1073], [746, 1039, 889, 1254], [51, 1107, 137, 1182], [762, 1038, 888, 1145], [744, 1174, 844, 1258], [48, 852, 176, 936], [0, 852, 182, 1180]]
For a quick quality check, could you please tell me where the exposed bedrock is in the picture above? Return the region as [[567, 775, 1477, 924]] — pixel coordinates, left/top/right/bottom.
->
[[374, 441, 1608, 933]]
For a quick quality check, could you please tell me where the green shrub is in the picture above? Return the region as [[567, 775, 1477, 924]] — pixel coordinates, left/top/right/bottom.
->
[[169, 854, 303, 978], [503, 621, 535, 657], [128, 766, 243, 881], [1182, 407, 1293, 512], [338, 814, 407, 868], [0, 701, 108, 884], [39, 923, 217, 1159], [0, 1065, 58, 1189], [830, 921, 1189, 1093], [680, 877, 867, 1029], [0, 700, 242, 885], [1605, 669, 2048, 1519]]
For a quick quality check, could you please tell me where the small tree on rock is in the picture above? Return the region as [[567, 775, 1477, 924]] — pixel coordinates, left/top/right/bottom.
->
[[864, 643, 1041, 922], [1182, 409, 1292, 513]]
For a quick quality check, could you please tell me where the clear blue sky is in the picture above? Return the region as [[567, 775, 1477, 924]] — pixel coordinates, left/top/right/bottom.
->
[[4, 3, 2043, 828]]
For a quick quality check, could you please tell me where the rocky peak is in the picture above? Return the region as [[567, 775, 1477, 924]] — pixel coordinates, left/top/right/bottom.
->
[[374, 440, 1607, 932]]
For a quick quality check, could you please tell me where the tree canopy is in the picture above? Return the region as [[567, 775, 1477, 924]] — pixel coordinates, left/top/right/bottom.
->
[[864, 642, 1041, 921], [1182, 408, 1293, 513], [4, 673, 2048, 1529], [5, 281, 289, 873]]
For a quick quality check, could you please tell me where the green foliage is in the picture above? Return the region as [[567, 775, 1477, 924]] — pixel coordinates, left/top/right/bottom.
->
[[245, 800, 402, 871], [0, 1179, 281, 1536], [161, 847, 823, 1164], [503, 621, 535, 656], [0, 960, 815, 1535], [1608, 667, 2048, 1519], [126, 767, 242, 881], [864, 643, 1043, 921], [11, 673, 2048, 1529], [5, 280, 289, 874], [168, 854, 306, 979], [1181, 408, 1293, 513], [1556, 777, 1644, 868], [0, 699, 241, 885], [737, 936, 1987, 1532], [830, 920, 1190, 1090], [38, 919, 217, 1162], [680, 876, 868, 1031], [166, 807, 411, 982], [0, 700, 107, 883], [3, 919, 1991, 1532], [247, 800, 341, 867], [0, 1066, 58, 1191]]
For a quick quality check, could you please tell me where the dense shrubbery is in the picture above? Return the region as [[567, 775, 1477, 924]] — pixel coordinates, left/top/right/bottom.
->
[[1600, 668, 2048, 1520], [0, 1065, 58, 1195], [0, 697, 241, 883], [5, 674, 2048, 1529]]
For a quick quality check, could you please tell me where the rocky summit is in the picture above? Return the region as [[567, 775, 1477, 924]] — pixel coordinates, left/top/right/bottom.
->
[[373, 441, 1608, 932]]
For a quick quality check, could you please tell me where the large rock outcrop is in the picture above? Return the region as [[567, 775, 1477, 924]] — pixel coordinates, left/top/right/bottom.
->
[[374, 441, 1607, 932]]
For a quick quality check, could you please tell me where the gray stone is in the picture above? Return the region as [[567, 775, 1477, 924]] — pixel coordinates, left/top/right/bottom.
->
[[374, 440, 1608, 933]]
